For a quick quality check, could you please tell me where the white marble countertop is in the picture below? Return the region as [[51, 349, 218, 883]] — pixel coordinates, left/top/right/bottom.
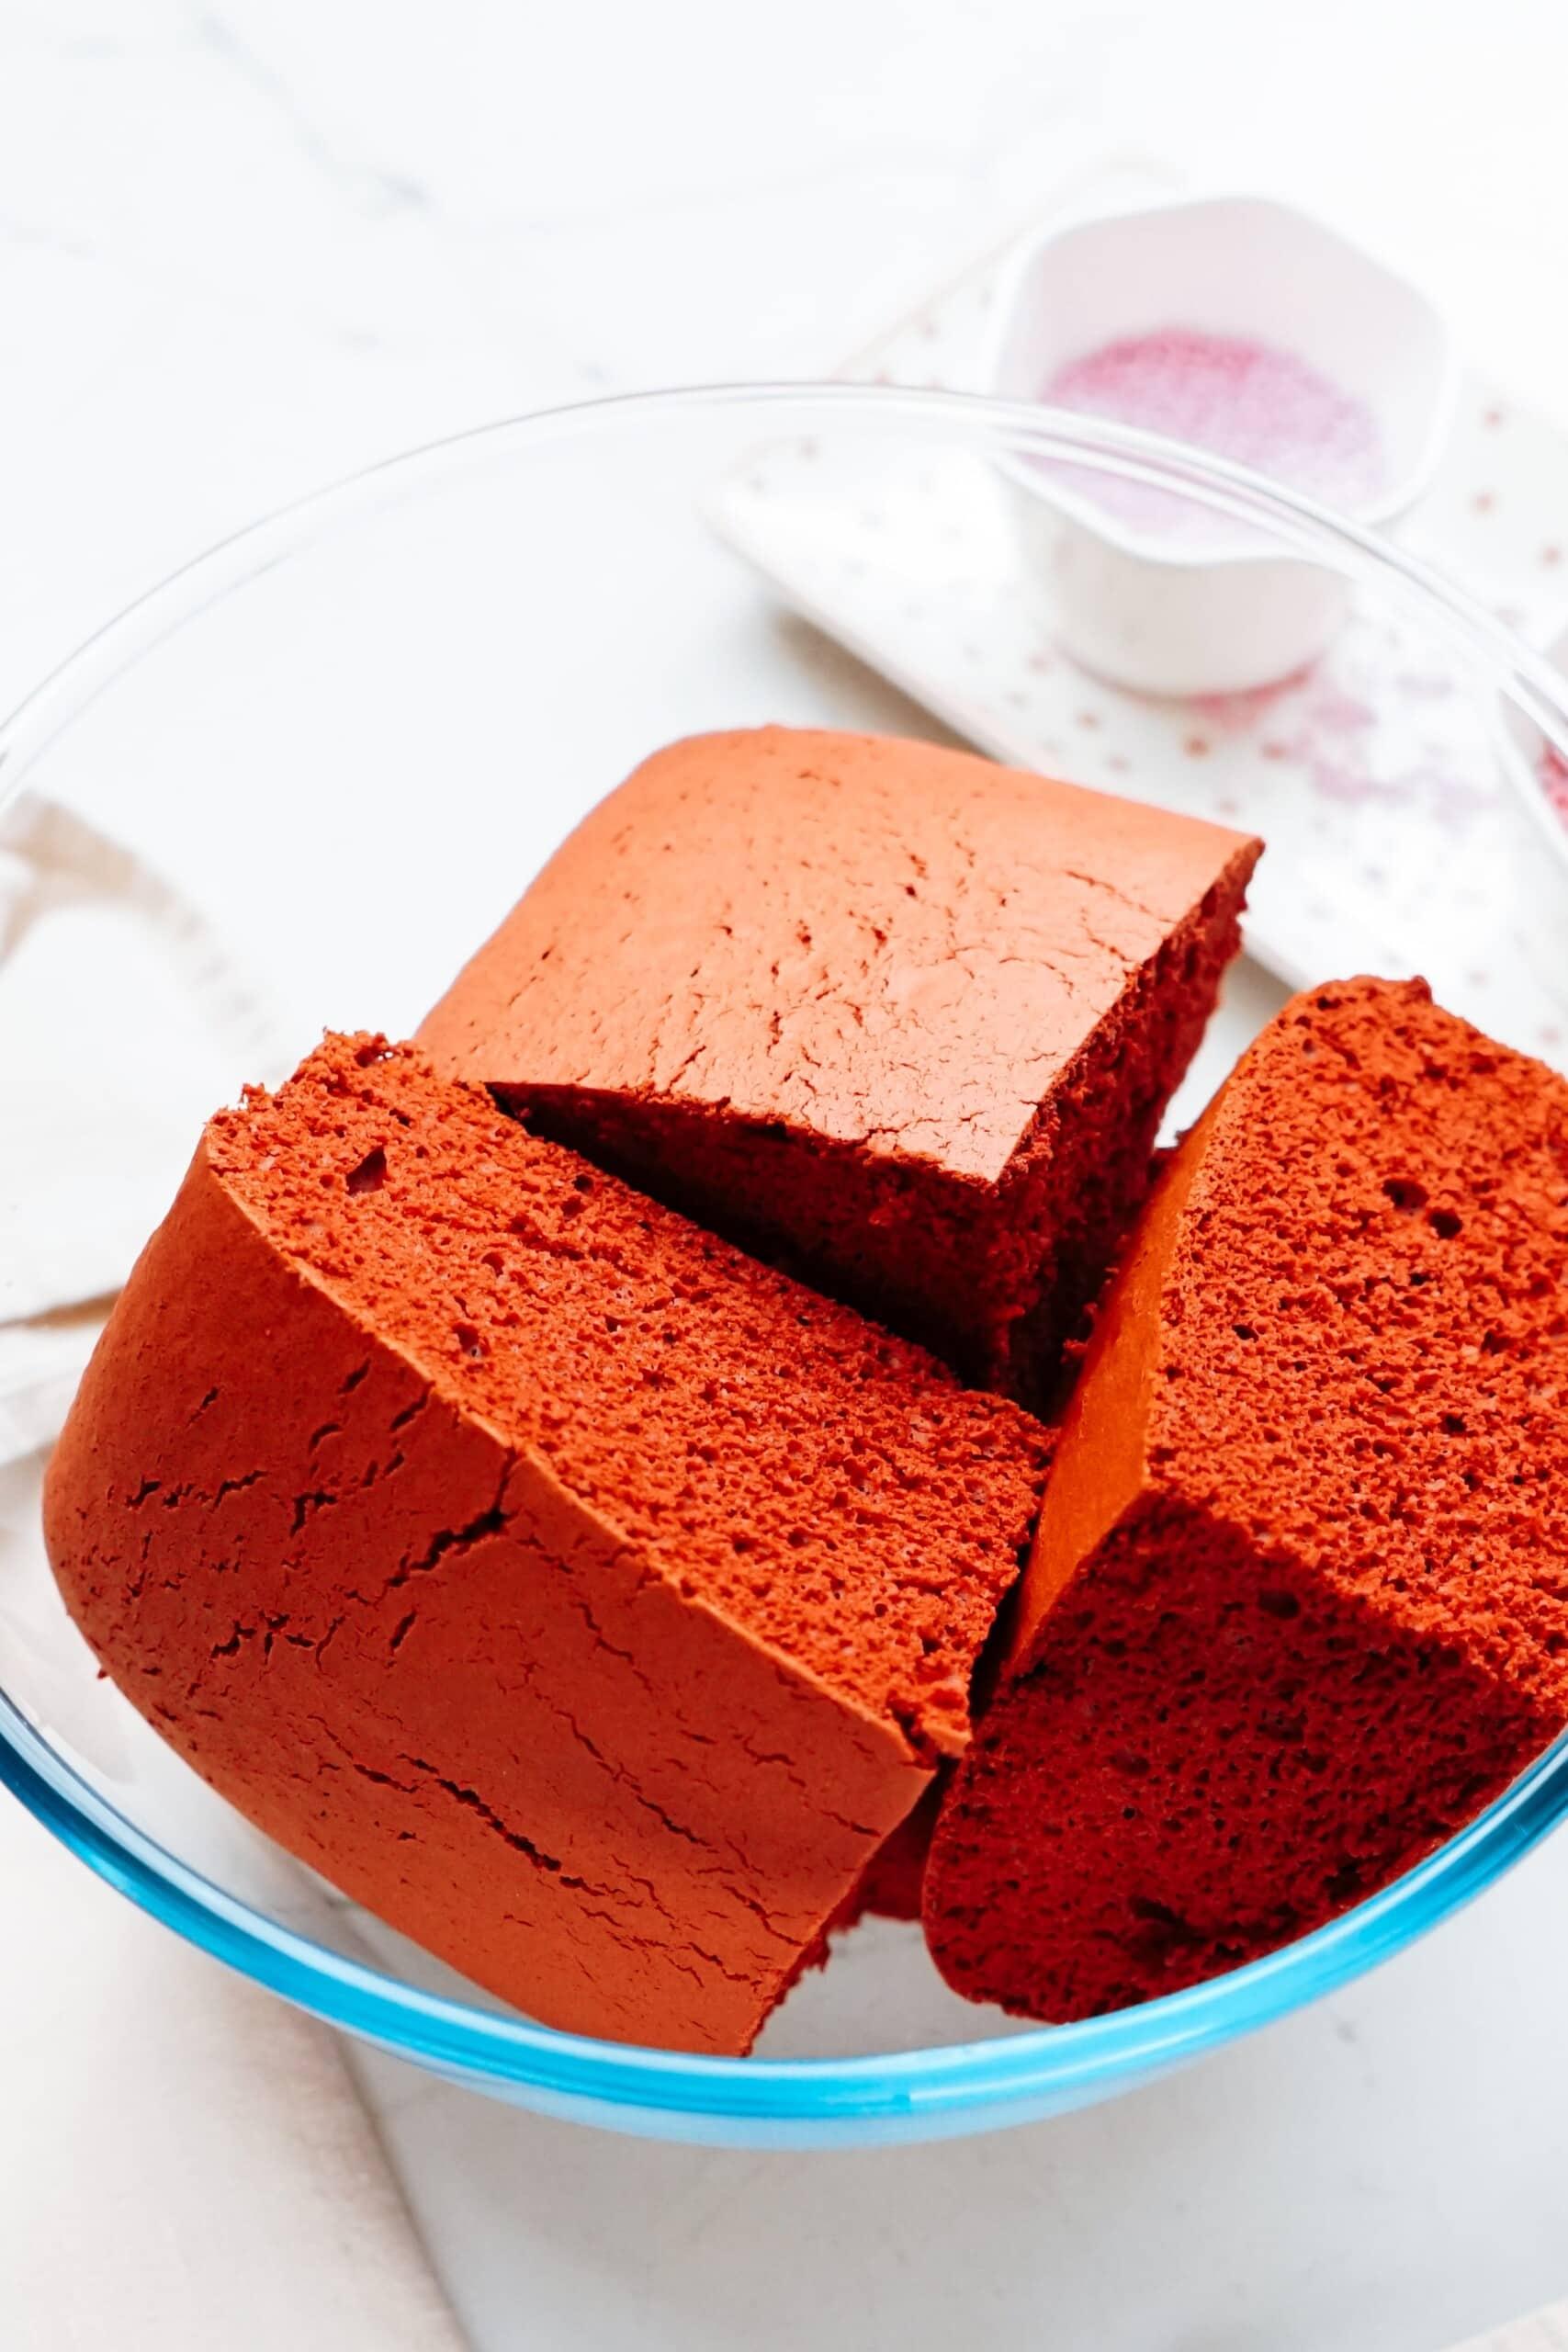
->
[[7, 2, 1568, 2345]]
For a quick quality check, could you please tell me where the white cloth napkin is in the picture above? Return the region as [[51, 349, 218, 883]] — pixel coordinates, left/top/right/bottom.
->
[[0, 789, 467, 2352]]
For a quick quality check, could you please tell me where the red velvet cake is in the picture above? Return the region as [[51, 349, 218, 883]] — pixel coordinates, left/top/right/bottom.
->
[[838, 1783, 943, 1925], [44, 1035, 1048, 2054], [418, 728, 1260, 1401], [923, 978, 1568, 2021]]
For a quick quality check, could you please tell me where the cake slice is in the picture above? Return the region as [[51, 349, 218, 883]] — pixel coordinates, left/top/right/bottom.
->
[[924, 978, 1568, 2020], [418, 728, 1260, 1404], [45, 1036, 1048, 2055], [836, 1783, 943, 1926]]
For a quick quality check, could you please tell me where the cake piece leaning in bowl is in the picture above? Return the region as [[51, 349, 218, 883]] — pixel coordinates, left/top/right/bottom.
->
[[44, 1036, 1048, 2057], [418, 727, 1261, 1408], [923, 978, 1568, 2022]]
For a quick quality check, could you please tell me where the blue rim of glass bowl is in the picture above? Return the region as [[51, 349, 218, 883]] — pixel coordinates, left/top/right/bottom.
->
[[3, 381, 1568, 2129]]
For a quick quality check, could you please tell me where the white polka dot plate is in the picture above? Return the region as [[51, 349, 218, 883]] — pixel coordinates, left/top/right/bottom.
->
[[714, 245, 1568, 1063]]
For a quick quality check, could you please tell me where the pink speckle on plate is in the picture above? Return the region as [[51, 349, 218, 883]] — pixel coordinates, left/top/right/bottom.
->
[[1309, 757, 1408, 808], [1190, 674, 1303, 734], [1305, 682, 1378, 739]]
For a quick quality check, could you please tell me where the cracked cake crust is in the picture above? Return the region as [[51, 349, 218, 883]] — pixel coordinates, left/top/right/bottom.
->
[[44, 1035, 1047, 2053], [417, 728, 1261, 1400]]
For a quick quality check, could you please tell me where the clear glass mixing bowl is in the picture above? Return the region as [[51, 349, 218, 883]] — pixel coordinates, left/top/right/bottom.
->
[[4, 385, 1567, 2149]]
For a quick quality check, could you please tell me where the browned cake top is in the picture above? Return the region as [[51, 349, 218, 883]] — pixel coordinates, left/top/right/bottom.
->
[[419, 726, 1260, 1186]]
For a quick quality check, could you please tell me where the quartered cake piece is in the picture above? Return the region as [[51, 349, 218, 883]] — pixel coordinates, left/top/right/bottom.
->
[[45, 1036, 1047, 2054], [924, 978, 1568, 2021], [419, 728, 1260, 1403]]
